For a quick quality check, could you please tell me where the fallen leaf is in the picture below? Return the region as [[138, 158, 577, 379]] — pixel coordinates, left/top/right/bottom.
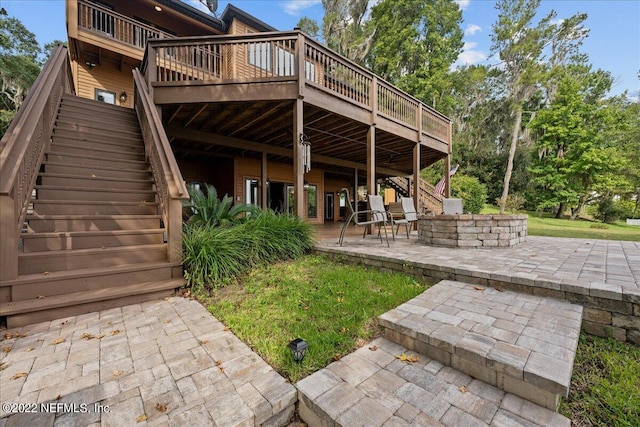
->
[[223, 326, 230, 332], [56, 394, 61, 400], [459, 385, 467, 393], [95, 334, 105, 339], [495, 287, 504, 292], [215, 360, 222, 366], [51, 338, 66, 345], [395, 353, 419, 363], [60, 320, 68, 325], [136, 414, 147, 423], [219, 367, 224, 373], [155, 403, 168, 413], [163, 319, 170, 324], [91, 174, 96, 177], [105, 321, 112, 326], [340, 327, 349, 333], [3, 332, 12, 339], [337, 297, 345, 303], [43, 271, 52, 275], [26, 347, 34, 352], [368, 345, 378, 351], [81, 333, 94, 340], [110, 330, 121, 336], [333, 354, 342, 361], [113, 369, 123, 377], [37, 295, 45, 299], [199, 340, 208, 345], [473, 286, 484, 291], [303, 306, 310, 310], [0, 361, 7, 371], [2, 346, 11, 353], [12, 372, 28, 380]]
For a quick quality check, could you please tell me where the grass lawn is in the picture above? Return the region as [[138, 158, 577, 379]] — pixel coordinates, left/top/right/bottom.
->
[[561, 333, 640, 426], [481, 205, 640, 241], [203, 254, 433, 382], [198, 255, 640, 426]]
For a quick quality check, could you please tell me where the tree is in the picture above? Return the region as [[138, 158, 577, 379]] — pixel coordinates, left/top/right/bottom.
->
[[0, 9, 42, 136], [322, 0, 374, 64], [491, 0, 588, 214], [295, 17, 320, 40], [528, 73, 630, 218], [367, 0, 463, 112]]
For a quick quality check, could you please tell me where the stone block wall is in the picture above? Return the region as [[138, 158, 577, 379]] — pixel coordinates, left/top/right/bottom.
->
[[418, 214, 528, 248]]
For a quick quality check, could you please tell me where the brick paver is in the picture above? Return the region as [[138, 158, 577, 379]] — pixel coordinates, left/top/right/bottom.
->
[[297, 337, 571, 427], [0, 297, 296, 426]]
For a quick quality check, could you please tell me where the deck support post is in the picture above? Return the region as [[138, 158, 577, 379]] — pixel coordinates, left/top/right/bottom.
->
[[413, 142, 421, 218], [444, 154, 451, 198], [353, 168, 358, 218], [293, 98, 305, 217], [261, 152, 268, 210]]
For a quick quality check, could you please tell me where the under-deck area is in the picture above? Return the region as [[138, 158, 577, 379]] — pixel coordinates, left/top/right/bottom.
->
[[141, 32, 452, 217]]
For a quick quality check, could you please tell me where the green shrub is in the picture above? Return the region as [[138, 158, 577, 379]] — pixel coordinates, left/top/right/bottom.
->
[[504, 193, 526, 213], [451, 174, 487, 214], [183, 184, 258, 227], [595, 197, 629, 224], [183, 210, 315, 289]]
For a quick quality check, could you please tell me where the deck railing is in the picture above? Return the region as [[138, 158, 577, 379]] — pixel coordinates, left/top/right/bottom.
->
[[133, 69, 188, 264], [0, 45, 73, 281], [142, 32, 451, 146], [77, 0, 173, 51]]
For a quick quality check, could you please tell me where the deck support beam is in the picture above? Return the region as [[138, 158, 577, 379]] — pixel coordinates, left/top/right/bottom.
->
[[293, 98, 305, 217]]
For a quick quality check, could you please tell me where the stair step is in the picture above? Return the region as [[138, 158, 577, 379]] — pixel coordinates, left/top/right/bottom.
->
[[378, 280, 583, 411], [22, 229, 165, 252], [61, 94, 135, 115], [35, 185, 156, 202], [18, 243, 168, 275], [0, 279, 183, 328], [31, 200, 158, 215], [57, 103, 138, 123], [53, 128, 143, 147], [54, 122, 141, 143], [56, 112, 140, 132], [46, 151, 148, 169], [296, 336, 570, 427], [42, 162, 151, 180], [1, 261, 179, 301], [26, 214, 162, 232], [51, 135, 145, 154], [50, 141, 145, 162], [40, 172, 153, 190]]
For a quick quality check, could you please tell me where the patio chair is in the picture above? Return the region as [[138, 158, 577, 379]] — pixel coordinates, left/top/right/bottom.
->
[[391, 197, 418, 239], [338, 188, 390, 247]]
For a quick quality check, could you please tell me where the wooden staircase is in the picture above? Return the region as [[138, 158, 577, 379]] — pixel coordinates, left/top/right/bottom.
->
[[0, 95, 184, 327], [386, 176, 443, 214]]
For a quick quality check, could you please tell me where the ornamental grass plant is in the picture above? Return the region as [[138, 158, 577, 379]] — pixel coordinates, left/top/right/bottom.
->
[[183, 209, 315, 290]]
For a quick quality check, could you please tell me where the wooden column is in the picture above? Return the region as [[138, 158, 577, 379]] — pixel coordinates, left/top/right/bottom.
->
[[354, 168, 358, 217], [293, 98, 305, 217], [261, 152, 268, 209], [0, 195, 18, 283], [413, 142, 421, 215], [444, 155, 451, 198], [367, 126, 376, 196]]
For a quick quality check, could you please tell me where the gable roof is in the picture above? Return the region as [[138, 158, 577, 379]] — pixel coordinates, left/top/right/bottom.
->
[[220, 4, 278, 32]]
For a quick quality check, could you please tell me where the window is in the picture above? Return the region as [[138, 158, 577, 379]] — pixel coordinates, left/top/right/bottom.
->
[[248, 42, 271, 71], [245, 178, 259, 207], [305, 61, 316, 81], [95, 89, 116, 105], [307, 184, 317, 218]]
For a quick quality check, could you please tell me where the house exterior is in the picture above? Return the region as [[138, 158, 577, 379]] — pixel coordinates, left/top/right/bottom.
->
[[0, 0, 452, 326], [66, 0, 452, 223]]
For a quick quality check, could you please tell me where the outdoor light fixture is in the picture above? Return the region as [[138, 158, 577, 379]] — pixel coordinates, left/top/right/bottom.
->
[[119, 91, 127, 104], [155, 5, 162, 11], [85, 61, 96, 69], [288, 338, 307, 362]]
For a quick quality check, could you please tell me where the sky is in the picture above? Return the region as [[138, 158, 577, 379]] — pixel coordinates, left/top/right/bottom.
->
[[2, 0, 638, 99]]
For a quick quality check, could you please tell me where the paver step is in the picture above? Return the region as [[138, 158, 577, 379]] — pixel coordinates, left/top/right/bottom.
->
[[297, 337, 571, 427], [378, 280, 583, 411]]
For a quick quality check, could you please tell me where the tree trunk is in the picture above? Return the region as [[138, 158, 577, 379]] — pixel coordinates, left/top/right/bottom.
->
[[499, 104, 523, 214], [556, 202, 565, 219]]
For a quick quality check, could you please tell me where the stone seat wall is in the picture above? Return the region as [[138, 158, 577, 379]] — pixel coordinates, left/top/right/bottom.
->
[[418, 214, 528, 248]]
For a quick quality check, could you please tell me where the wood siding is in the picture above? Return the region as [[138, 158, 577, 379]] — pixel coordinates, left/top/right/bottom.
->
[[76, 61, 134, 108]]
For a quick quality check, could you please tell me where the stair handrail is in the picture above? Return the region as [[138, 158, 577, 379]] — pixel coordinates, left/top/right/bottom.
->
[[132, 69, 188, 199], [0, 45, 73, 281], [132, 68, 188, 265]]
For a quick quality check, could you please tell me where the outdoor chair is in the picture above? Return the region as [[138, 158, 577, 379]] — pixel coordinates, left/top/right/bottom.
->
[[391, 197, 418, 239], [338, 188, 390, 247]]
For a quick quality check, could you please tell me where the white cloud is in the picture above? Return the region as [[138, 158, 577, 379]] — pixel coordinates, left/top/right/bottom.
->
[[280, 0, 322, 16], [455, 0, 470, 10], [464, 24, 481, 36], [452, 42, 487, 69]]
